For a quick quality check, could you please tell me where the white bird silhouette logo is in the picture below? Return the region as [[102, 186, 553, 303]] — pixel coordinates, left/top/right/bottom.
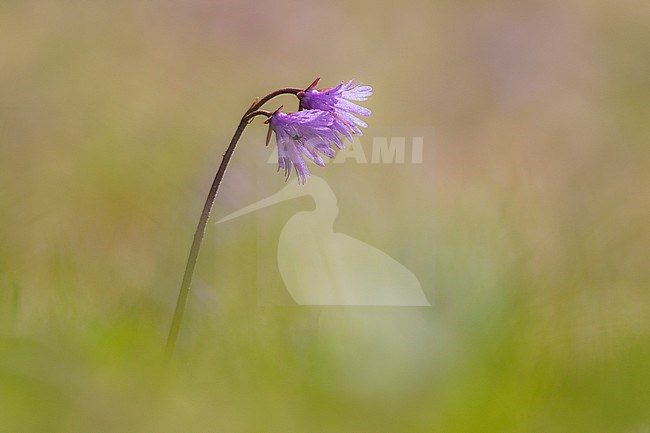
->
[[217, 176, 430, 306]]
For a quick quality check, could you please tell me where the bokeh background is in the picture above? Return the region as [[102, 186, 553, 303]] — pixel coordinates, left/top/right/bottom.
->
[[2, 0, 649, 431]]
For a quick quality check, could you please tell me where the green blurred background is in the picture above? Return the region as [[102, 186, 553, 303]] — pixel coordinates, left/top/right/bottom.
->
[[1, 0, 649, 431]]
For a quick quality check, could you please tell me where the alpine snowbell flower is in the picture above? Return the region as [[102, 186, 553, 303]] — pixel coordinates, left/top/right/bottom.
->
[[166, 77, 372, 360], [266, 108, 345, 184], [298, 78, 373, 141]]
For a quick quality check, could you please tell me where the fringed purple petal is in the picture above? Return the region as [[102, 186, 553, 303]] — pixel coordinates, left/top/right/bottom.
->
[[270, 110, 344, 183], [299, 79, 372, 144], [341, 80, 373, 101], [335, 98, 371, 117]]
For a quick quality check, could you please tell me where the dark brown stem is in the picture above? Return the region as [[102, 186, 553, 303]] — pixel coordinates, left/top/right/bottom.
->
[[250, 88, 301, 112], [164, 86, 302, 361], [245, 110, 272, 122]]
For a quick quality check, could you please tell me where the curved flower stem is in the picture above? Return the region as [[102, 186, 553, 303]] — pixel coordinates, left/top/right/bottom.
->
[[251, 88, 301, 112], [165, 87, 301, 361], [245, 110, 273, 122]]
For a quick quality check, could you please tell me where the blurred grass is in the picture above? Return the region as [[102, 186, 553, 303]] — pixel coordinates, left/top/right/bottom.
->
[[1, 0, 650, 431]]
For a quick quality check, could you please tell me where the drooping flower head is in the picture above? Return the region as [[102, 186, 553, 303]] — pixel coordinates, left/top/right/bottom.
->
[[266, 107, 345, 184], [298, 77, 373, 141]]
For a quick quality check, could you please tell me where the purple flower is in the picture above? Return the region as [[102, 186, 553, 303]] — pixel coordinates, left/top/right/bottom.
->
[[266, 109, 345, 184], [299, 78, 372, 140]]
